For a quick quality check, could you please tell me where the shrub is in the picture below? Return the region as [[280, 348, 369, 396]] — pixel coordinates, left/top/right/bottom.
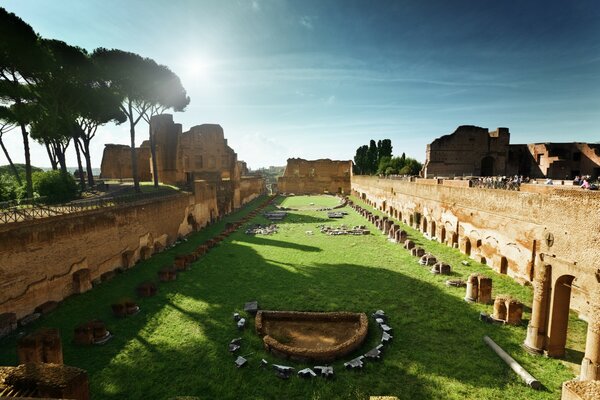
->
[[0, 174, 20, 202], [32, 170, 78, 203]]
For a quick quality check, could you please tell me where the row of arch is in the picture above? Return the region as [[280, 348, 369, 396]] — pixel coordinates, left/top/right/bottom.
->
[[356, 188, 600, 382]]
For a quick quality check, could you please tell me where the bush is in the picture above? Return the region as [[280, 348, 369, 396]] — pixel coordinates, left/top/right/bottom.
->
[[0, 174, 20, 202], [32, 170, 78, 203]]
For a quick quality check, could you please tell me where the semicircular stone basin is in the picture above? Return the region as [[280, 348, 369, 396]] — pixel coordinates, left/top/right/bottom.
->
[[255, 310, 369, 362]]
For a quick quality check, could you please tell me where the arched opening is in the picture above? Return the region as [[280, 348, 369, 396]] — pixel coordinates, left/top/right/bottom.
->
[[382, 201, 387, 212], [500, 257, 508, 274], [546, 274, 575, 358], [409, 215, 414, 226], [481, 156, 495, 176], [476, 239, 482, 248], [440, 227, 446, 243], [431, 221, 437, 238], [451, 232, 458, 247], [480, 256, 487, 265], [464, 239, 472, 256], [422, 217, 428, 234]]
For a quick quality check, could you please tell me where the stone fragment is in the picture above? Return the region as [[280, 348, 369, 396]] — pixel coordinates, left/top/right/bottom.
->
[[233, 313, 241, 321], [228, 343, 240, 353], [314, 365, 334, 378], [17, 328, 63, 364], [364, 344, 384, 360], [237, 318, 246, 330], [234, 356, 247, 368], [380, 324, 393, 332], [344, 356, 365, 370], [272, 364, 295, 379], [230, 337, 242, 345], [244, 301, 259, 315], [298, 368, 317, 378], [259, 359, 269, 368], [381, 332, 393, 343]]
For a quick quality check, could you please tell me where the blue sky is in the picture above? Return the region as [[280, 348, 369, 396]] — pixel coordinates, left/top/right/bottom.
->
[[2, 0, 599, 168]]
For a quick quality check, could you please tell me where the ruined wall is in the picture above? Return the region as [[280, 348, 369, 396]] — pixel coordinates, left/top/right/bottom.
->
[[351, 176, 600, 317], [278, 158, 352, 194], [423, 125, 600, 180], [239, 177, 265, 206], [423, 126, 510, 178], [99, 143, 152, 181], [0, 180, 263, 320]]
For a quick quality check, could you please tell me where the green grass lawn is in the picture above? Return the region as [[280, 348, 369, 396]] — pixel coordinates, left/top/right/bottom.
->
[[0, 195, 582, 399]]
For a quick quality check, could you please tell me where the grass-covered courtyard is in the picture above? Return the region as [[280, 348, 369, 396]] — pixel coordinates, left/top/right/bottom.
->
[[0, 195, 584, 399]]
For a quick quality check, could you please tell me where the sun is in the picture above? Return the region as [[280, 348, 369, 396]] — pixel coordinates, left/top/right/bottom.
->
[[183, 57, 211, 82]]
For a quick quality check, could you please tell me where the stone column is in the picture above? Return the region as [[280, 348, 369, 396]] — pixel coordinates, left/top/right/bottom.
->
[[523, 263, 551, 354], [580, 294, 600, 380]]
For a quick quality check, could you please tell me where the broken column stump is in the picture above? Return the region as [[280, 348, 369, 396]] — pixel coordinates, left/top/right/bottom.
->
[[465, 274, 493, 304], [158, 267, 177, 282], [111, 299, 139, 318], [136, 282, 157, 297], [493, 295, 524, 325], [73, 320, 110, 345], [17, 328, 63, 364]]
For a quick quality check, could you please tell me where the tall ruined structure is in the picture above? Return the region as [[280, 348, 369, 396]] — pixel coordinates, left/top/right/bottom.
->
[[423, 125, 600, 179], [100, 114, 264, 214], [277, 158, 352, 194]]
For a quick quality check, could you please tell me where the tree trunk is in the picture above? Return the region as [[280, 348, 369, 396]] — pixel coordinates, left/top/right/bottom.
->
[[45, 142, 58, 170], [0, 136, 22, 185], [82, 138, 95, 187], [149, 123, 159, 188], [20, 123, 33, 199], [128, 101, 140, 193], [54, 141, 68, 174], [73, 137, 85, 189]]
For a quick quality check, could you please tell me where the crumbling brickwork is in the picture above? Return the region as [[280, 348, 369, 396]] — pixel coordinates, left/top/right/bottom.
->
[[278, 158, 352, 194], [423, 125, 600, 179]]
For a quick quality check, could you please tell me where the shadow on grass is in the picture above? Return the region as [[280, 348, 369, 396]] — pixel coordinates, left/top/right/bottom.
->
[[236, 234, 322, 253], [0, 196, 571, 400]]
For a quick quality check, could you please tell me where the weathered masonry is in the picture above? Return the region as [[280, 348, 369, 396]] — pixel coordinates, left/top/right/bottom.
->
[[352, 176, 600, 381], [423, 125, 600, 179], [0, 182, 264, 325], [278, 158, 352, 194]]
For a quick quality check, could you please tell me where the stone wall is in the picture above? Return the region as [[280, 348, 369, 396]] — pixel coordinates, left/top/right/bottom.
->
[[99, 143, 152, 181], [0, 182, 262, 321], [278, 158, 352, 194], [351, 176, 600, 318], [423, 125, 600, 179]]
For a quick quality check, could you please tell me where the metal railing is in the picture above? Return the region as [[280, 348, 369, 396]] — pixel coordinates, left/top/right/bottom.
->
[[0, 189, 183, 224]]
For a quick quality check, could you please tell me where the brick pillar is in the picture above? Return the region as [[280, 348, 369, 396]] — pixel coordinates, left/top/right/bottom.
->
[[478, 277, 493, 304], [580, 295, 600, 380], [523, 263, 551, 354]]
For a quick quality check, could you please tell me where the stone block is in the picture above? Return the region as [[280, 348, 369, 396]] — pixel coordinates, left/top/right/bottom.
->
[[18, 328, 63, 364], [478, 277, 493, 304], [136, 282, 157, 297], [158, 267, 177, 282], [506, 299, 524, 325]]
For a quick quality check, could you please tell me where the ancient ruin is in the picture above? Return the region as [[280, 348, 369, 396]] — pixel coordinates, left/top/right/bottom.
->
[[277, 158, 352, 194], [255, 311, 368, 362], [352, 174, 600, 383], [423, 125, 600, 179]]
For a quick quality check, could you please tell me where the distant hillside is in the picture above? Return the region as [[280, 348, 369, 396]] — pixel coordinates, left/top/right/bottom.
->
[[0, 164, 43, 176]]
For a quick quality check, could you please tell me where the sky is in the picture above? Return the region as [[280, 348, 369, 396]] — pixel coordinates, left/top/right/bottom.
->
[[2, 0, 599, 169]]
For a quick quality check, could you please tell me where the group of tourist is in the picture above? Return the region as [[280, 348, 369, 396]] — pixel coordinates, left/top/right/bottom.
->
[[470, 176, 525, 190], [573, 175, 598, 190]]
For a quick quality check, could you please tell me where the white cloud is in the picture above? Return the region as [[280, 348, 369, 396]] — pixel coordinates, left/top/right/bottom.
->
[[299, 16, 314, 30]]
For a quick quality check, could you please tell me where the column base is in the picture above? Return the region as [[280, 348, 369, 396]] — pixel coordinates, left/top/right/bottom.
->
[[580, 358, 600, 381], [522, 342, 543, 355]]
